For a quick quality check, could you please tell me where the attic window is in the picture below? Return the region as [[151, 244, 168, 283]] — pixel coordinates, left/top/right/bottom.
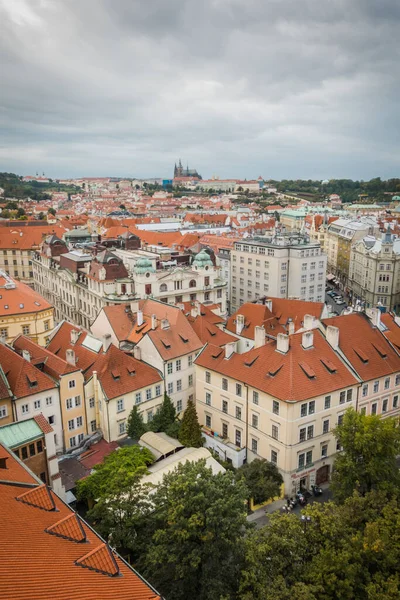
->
[[111, 369, 120, 380], [299, 361, 316, 379], [34, 301, 41, 306], [127, 367, 135, 376], [4, 305, 8, 309], [245, 356, 259, 367], [27, 374, 38, 387], [354, 347, 369, 363], [207, 328, 216, 337], [373, 344, 387, 358], [135, 324, 147, 333], [268, 364, 283, 377], [53, 347, 61, 355], [320, 357, 337, 373], [19, 303, 24, 309], [211, 350, 223, 359], [179, 334, 189, 343], [161, 339, 171, 349]]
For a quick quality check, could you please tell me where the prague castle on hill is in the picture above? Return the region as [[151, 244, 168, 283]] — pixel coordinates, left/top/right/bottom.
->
[[174, 159, 202, 180]]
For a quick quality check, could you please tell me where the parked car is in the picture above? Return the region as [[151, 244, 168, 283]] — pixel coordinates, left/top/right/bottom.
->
[[336, 300, 346, 305], [327, 291, 336, 297]]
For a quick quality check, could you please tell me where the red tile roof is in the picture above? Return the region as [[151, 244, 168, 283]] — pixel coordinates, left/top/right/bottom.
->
[[380, 313, 400, 350], [0, 276, 52, 317], [187, 315, 236, 347], [33, 413, 54, 435], [0, 444, 161, 599], [181, 301, 225, 325], [13, 335, 78, 379], [0, 225, 67, 251], [323, 313, 400, 381], [0, 344, 56, 399], [79, 439, 120, 470], [226, 303, 285, 340], [195, 329, 358, 402]]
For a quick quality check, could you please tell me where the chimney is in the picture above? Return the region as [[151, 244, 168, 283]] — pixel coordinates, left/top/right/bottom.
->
[[130, 300, 140, 313], [66, 349, 76, 366], [22, 349, 31, 362], [70, 329, 79, 345], [265, 299, 273, 311], [326, 325, 339, 350], [370, 307, 381, 328], [133, 345, 141, 360], [288, 320, 295, 335], [151, 314, 157, 329], [236, 314, 245, 335], [303, 314, 317, 330], [225, 341, 236, 359], [276, 333, 289, 354], [177, 303, 185, 311], [161, 318, 170, 330], [302, 330, 314, 349], [191, 303, 200, 318], [137, 310, 143, 326], [254, 325, 266, 348], [102, 333, 112, 352]]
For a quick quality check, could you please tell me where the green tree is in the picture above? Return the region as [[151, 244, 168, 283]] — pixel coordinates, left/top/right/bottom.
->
[[149, 392, 176, 433], [141, 460, 250, 600], [127, 405, 147, 440], [76, 445, 154, 502], [331, 408, 400, 502], [119, 203, 126, 210], [38, 212, 45, 220], [1, 209, 10, 218], [178, 398, 203, 447], [237, 458, 283, 505], [16, 207, 25, 217], [48, 207, 56, 216]]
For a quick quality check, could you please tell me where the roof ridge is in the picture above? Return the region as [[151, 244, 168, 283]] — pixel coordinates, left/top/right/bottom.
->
[[16, 484, 56, 511], [45, 513, 87, 543], [75, 543, 120, 577]]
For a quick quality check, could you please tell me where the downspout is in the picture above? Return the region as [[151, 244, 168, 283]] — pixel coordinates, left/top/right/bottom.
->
[[93, 371, 100, 428], [244, 383, 249, 463]]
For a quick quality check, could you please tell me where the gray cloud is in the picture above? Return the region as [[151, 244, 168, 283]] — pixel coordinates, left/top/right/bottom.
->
[[0, 0, 399, 179]]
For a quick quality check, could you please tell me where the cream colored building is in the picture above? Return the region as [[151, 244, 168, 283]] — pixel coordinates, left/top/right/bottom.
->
[[195, 311, 400, 494], [349, 231, 400, 311], [0, 271, 54, 346], [230, 233, 327, 312]]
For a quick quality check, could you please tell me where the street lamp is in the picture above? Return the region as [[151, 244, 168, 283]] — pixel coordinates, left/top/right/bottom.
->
[[301, 514, 312, 533]]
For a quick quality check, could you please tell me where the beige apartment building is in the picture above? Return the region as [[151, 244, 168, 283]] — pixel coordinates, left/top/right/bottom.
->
[[230, 233, 327, 313], [195, 311, 400, 495], [349, 231, 400, 311], [0, 270, 54, 346]]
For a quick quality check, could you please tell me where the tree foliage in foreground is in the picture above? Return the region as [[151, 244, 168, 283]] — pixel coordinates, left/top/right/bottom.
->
[[76, 445, 154, 501], [139, 460, 250, 600], [237, 458, 283, 505], [331, 407, 400, 503]]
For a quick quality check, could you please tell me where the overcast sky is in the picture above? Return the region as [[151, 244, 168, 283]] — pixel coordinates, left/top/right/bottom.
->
[[1, 0, 399, 180]]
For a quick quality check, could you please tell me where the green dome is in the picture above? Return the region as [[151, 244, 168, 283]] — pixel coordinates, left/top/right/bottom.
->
[[134, 257, 155, 274], [392, 196, 400, 201], [192, 250, 213, 268]]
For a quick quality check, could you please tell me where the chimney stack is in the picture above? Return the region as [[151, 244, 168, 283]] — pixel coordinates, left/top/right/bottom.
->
[[151, 314, 157, 330], [225, 341, 236, 359], [22, 349, 31, 362], [370, 307, 381, 329], [303, 314, 317, 330], [130, 300, 140, 314], [191, 303, 200, 318], [276, 333, 289, 354], [254, 325, 266, 348], [161, 318, 170, 330], [302, 330, 314, 349], [102, 333, 112, 352], [66, 349, 76, 366], [265, 299, 273, 311], [70, 329, 79, 345], [288, 320, 295, 335], [137, 310, 143, 326], [133, 346, 141, 360], [236, 314, 245, 335], [177, 303, 185, 312], [326, 325, 339, 350]]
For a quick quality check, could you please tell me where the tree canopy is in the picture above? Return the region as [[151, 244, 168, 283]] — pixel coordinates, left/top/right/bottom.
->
[[76, 445, 154, 501], [331, 407, 400, 502], [237, 458, 283, 505], [178, 398, 203, 448]]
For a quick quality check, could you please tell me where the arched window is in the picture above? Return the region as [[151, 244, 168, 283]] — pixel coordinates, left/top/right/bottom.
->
[[189, 279, 196, 288], [160, 283, 168, 293]]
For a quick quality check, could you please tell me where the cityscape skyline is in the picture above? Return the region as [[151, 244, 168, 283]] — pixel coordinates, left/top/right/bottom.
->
[[1, 0, 399, 180]]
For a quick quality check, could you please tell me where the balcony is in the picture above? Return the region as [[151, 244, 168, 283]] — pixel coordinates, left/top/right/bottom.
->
[[201, 426, 246, 468]]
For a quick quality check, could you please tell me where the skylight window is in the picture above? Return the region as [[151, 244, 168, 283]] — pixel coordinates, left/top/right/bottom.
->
[[161, 339, 171, 349], [354, 347, 369, 363], [179, 334, 189, 343], [320, 357, 337, 373], [245, 356, 259, 367], [373, 344, 387, 358], [299, 361, 316, 379], [268, 364, 283, 377], [19, 303, 24, 309], [34, 301, 41, 306], [4, 305, 9, 309]]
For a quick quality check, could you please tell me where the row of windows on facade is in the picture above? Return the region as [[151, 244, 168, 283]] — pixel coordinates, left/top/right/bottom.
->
[[20, 396, 54, 415], [167, 356, 194, 373], [0, 320, 51, 338], [234, 246, 322, 258], [2, 270, 33, 279], [13, 439, 44, 460]]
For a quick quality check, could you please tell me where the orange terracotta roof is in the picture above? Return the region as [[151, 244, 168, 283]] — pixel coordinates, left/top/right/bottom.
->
[[33, 413, 54, 435], [323, 313, 400, 381], [13, 335, 78, 379], [0, 444, 161, 599], [47, 322, 98, 373], [195, 329, 358, 402], [267, 297, 325, 329], [0, 225, 67, 250], [181, 301, 225, 325], [226, 303, 285, 339], [103, 305, 135, 341], [0, 344, 56, 399], [187, 315, 236, 347], [380, 313, 400, 350], [0, 277, 52, 317]]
